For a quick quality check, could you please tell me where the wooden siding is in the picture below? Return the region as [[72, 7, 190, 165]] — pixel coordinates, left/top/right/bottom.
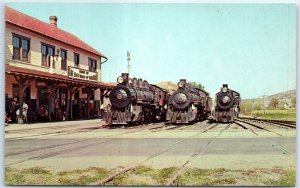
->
[[6, 23, 102, 79]]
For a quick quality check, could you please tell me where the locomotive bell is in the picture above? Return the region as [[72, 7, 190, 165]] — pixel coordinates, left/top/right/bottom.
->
[[132, 78, 138, 87], [143, 80, 149, 89], [138, 79, 143, 88]]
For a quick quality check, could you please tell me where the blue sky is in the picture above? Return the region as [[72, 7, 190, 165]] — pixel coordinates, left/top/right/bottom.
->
[[7, 3, 296, 99]]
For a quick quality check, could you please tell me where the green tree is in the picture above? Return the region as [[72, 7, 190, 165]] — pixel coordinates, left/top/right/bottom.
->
[[187, 81, 205, 91], [254, 98, 263, 110], [291, 97, 296, 108], [240, 101, 253, 115], [269, 97, 279, 109]]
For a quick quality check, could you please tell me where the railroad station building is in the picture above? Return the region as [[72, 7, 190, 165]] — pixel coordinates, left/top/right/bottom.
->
[[5, 6, 113, 123]]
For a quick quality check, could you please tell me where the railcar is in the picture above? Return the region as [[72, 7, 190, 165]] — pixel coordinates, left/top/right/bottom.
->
[[212, 84, 240, 123], [166, 79, 212, 124], [104, 73, 168, 126]]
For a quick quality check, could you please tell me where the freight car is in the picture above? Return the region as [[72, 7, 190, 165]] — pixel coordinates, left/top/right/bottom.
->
[[166, 79, 212, 124], [212, 84, 240, 123], [104, 73, 169, 126]]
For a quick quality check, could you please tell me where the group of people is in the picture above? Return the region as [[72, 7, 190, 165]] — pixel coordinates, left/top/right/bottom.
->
[[5, 99, 29, 125], [5, 99, 111, 125]]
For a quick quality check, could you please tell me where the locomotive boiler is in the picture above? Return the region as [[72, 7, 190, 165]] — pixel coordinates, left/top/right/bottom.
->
[[212, 84, 241, 123], [166, 79, 212, 124], [105, 73, 168, 126]]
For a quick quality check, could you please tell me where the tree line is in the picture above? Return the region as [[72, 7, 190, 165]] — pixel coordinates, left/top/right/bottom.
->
[[240, 97, 296, 115]]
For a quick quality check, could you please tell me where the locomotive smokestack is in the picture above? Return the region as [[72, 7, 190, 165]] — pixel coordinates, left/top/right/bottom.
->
[[180, 79, 187, 85], [121, 73, 129, 84], [179, 79, 186, 84], [223, 84, 228, 88]]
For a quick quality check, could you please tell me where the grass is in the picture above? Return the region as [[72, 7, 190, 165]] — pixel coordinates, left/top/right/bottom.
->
[[175, 168, 236, 186], [107, 165, 179, 185], [5, 166, 110, 185], [5, 166, 296, 186], [265, 169, 296, 186], [244, 109, 296, 121]]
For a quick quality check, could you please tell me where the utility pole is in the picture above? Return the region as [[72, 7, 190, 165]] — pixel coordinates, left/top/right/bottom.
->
[[127, 51, 130, 74], [263, 92, 266, 114]]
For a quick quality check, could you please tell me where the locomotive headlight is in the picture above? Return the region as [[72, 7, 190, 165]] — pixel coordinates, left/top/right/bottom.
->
[[222, 96, 230, 103], [178, 81, 184, 88], [222, 87, 228, 93], [117, 76, 124, 84], [128, 78, 132, 84]]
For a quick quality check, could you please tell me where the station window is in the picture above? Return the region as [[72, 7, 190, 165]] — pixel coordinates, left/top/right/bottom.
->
[[88, 58, 97, 72], [12, 34, 30, 62], [74, 53, 80, 68], [60, 49, 67, 70], [41, 43, 55, 67]]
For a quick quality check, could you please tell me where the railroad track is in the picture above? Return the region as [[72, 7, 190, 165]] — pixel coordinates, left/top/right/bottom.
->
[[5, 121, 104, 134], [5, 125, 105, 141], [234, 119, 283, 136], [5, 122, 190, 166], [165, 123, 230, 186], [90, 123, 220, 186], [5, 121, 164, 141], [238, 117, 296, 129], [233, 121, 259, 135]]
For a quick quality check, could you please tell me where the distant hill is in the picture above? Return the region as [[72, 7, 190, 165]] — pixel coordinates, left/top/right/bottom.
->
[[156, 81, 177, 94], [268, 90, 296, 100], [243, 89, 296, 101], [242, 89, 296, 109]]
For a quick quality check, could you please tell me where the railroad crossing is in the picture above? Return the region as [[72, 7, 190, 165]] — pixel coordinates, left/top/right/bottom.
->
[[5, 118, 296, 185]]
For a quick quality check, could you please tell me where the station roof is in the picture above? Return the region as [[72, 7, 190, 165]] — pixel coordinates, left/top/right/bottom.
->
[[6, 6, 107, 59], [6, 65, 113, 89]]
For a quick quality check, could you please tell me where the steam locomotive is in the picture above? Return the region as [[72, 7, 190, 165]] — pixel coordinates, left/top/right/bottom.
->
[[105, 73, 169, 126], [166, 79, 212, 124], [212, 84, 240, 123]]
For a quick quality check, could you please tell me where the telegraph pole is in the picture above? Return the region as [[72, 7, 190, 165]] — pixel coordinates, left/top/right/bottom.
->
[[127, 51, 131, 74], [263, 92, 266, 114]]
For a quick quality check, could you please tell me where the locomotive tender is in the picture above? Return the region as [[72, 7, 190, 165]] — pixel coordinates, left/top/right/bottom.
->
[[105, 73, 168, 126], [166, 79, 212, 124], [212, 84, 241, 123]]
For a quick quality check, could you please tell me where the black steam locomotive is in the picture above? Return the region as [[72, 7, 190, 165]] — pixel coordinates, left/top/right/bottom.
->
[[212, 84, 241, 123], [105, 73, 169, 126], [166, 79, 212, 124]]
